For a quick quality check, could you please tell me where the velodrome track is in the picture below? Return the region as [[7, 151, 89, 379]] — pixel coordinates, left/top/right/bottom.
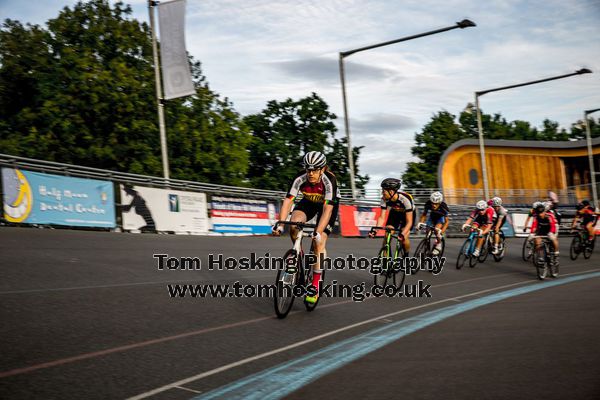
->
[[1, 227, 599, 399]]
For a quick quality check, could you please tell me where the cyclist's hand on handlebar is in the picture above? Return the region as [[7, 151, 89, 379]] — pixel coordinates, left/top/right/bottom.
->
[[272, 224, 283, 236], [461, 223, 469, 232], [368, 228, 377, 238], [312, 231, 322, 243], [417, 222, 426, 230], [522, 227, 528, 233]]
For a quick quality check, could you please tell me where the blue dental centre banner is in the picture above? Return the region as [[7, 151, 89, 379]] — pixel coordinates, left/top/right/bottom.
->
[[2, 168, 116, 228]]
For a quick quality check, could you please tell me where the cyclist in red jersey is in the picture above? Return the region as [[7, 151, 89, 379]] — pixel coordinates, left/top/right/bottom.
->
[[272, 151, 340, 304], [462, 200, 494, 257], [531, 203, 559, 257]]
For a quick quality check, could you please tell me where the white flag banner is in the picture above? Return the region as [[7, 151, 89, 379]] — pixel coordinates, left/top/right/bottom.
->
[[158, 0, 195, 100]]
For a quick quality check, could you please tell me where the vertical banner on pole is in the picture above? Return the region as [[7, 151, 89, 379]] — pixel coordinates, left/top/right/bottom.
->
[[158, 0, 195, 100]]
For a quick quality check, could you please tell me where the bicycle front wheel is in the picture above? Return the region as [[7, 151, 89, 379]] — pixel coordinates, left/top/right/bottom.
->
[[374, 246, 391, 287], [522, 238, 533, 261], [393, 246, 407, 289], [456, 239, 469, 270], [583, 237, 594, 259], [274, 249, 299, 319], [534, 245, 548, 280]]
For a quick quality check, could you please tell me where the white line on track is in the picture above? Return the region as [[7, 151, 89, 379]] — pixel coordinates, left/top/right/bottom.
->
[[124, 268, 600, 400]]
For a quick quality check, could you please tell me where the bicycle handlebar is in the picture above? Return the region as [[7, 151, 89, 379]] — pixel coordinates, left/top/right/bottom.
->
[[274, 221, 317, 229]]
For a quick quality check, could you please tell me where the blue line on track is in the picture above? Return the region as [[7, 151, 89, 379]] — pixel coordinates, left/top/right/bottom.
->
[[194, 271, 600, 400]]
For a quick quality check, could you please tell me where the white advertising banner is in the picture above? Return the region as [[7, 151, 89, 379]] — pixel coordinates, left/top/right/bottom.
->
[[158, 0, 195, 100], [120, 185, 208, 234]]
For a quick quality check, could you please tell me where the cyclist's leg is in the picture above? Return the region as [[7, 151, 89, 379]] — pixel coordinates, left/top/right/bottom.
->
[[385, 210, 402, 249], [585, 220, 595, 242], [289, 206, 309, 243], [306, 205, 338, 303], [400, 212, 412, 255], [548, 232, 559, 255]]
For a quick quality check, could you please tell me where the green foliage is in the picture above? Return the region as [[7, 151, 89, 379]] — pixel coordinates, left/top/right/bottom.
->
[[243, 93, 368, 191], [0, 0, 250, 185]]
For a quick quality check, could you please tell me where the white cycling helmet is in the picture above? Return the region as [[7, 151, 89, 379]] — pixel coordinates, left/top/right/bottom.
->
[[532, 201, 543, 209], [430, 191, 443, 204], [303, 151, 326, 170], [492, 196, 502, 207], [476, 200, 488, 210]]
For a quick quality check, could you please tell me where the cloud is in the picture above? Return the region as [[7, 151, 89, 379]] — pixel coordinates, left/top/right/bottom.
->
[[349, 113, 417, 134], [266, 56, 402, 83]]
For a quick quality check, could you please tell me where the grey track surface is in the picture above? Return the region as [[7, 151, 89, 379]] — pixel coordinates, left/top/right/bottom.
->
[[0, 227, 599, 399]]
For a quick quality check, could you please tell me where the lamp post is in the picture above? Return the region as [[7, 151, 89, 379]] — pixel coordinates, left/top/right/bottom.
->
[[475, 68, 592, 200], [339, 19, 476, 198], [584, 108, 600, 209]]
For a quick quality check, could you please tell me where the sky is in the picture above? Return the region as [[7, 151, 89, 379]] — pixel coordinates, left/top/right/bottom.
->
[[2, 0, 600, 189]]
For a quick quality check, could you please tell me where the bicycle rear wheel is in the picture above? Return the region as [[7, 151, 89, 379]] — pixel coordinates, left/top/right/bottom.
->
[[274, 249, 299, 319], [569, 235, 581, 260], [583, 236, 594, 259], [478, 236, 490, 263]]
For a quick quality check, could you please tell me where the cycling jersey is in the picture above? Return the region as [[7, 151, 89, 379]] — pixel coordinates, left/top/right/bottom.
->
[[492, 206, 508, 228], [380, 191, 414, 212], [531, 213, 557, 235], [287, 170, 340, 205], [381, 191, 415, 230], [421, 200, 449, 224], [469, 206, 494, 226], [576, 207, 597, 225]]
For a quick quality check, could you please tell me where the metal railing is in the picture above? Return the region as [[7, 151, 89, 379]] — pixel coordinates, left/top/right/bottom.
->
[[1, 153, 589, 206]]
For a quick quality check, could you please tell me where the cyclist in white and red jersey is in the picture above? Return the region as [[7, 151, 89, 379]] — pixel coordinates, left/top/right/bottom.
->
[[490, 196, 508, 254], [272, 151, 340, 304], [462, 200, 494, 257]]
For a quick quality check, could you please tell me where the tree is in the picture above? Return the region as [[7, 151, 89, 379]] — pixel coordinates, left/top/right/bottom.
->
[[403, 110, 473, 188], [244, 93, 368, 191], [0, 0, 251, 185], [569, 117, 600, 140]]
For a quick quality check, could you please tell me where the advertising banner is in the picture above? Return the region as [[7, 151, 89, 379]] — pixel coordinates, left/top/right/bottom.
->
[[210, 196, 277, 235], [120, 185, 208, 234], [339, 205, 383, 237], [2, 168, 115, 227]]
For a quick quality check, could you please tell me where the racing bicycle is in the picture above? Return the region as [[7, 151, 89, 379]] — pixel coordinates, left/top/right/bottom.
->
[[272, 221, 325, 319], [369, 227, 407, 289], [414, 224, 445, 261], [456, 225, 484, 269], [569, 228, 596, 260]]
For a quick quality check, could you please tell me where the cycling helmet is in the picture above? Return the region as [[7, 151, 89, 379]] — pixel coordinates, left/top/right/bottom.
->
[[381, 178, 402, 191], [532, 201, 543, 209], [535, 204, 546, 213], [543, 201, 552, 211], [476, 200, 488, 210], [492, 196, 502, 207], [303, 151, 326, 170], [430, 191, 443, 204], [582, 199, 591, 207]]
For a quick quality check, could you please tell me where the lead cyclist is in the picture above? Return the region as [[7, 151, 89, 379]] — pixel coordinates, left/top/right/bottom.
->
[[272, 151, 340, 304]]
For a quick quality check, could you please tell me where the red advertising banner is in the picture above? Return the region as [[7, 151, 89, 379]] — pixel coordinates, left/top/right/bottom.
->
[[339, 205, 383, 237]]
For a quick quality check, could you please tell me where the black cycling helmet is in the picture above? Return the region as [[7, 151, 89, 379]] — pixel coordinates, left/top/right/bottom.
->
[[576, 200, 590, 210], [381, 178, 402, 191], [535, 204, 546, 213]]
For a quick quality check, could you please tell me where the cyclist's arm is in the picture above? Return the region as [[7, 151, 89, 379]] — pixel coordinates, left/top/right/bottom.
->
[[316, 203, 333, 234], [278, 196, 295, 223], [375, 207, 388, 228]]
